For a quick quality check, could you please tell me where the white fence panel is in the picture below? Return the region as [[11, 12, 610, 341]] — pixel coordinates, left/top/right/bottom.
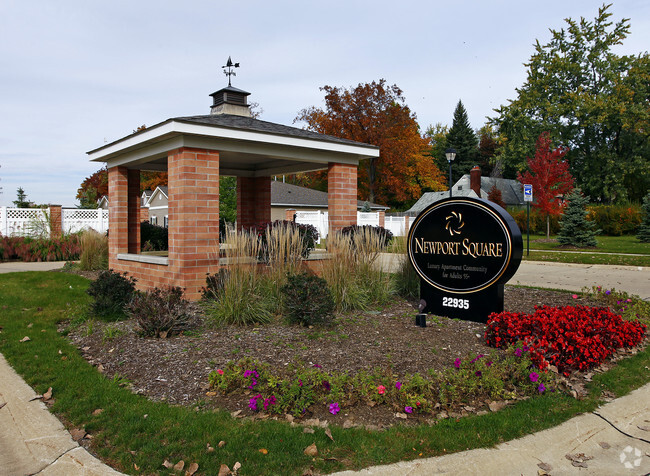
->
[[295, 211, 328, 242], [62, 208, 109, 234], [385, 216, 406, 237], [0, 207, 49, 237], [357, 212, 379, 227]]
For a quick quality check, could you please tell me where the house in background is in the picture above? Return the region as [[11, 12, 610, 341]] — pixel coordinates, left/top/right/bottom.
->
[[147, 186, 168, 227], [271, 181, 388, 220], [407, 166, 523, 214]]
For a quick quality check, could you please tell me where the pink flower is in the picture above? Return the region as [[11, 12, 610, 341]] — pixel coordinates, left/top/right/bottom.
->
[[454, 358, 461, 369], [329, 402, 340, 415], [538, 383, 546, 393], [529, 372, 539, 383], [216, 369, 224, 375], [377, 385, 386, 395], [395, 381, 402, 390], [404, 406, 413, 414], [572, 294, 578, 299]]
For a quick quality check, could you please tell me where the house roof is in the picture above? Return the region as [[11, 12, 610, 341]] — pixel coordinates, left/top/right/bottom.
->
[[453, 175, 524, 205], [271, 181, 388, 210], [407, 189, 479, 214], [88, 113, 379, 178]]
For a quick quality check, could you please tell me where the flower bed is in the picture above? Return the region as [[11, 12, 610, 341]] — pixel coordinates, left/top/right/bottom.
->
[[485, 305, 646, 376]]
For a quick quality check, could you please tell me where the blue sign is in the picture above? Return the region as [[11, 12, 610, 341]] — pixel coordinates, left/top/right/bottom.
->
[[524, 184, 533, 202]]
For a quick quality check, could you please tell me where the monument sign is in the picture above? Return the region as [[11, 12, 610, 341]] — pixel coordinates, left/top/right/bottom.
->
[[407, 197, 523, 322]]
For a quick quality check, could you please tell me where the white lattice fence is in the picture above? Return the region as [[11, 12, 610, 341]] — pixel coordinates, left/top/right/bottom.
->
[[295, 211, 328, 242], [62, 208, 109, 234], [0, 207, 50, 237]]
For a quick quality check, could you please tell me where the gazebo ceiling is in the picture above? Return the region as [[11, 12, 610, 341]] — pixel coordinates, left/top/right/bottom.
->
[[88, 114, 379, 178]]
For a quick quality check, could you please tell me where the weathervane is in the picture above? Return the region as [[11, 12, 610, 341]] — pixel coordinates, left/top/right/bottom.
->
[[222, 56, 240, 87]]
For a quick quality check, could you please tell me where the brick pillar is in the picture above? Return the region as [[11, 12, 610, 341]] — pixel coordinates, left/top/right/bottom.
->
[[378, 210, 385, 229], [49, 205, 62, 238], [328, 163, 357, 234], [237, 176, 271, 230], [404, 216, 411, 234], [140, 205, 149, 222], [168, 148, 220, 299], [285, 209, 296, 221], [108, 166, 129, 267], [128, 169, 141, 253]]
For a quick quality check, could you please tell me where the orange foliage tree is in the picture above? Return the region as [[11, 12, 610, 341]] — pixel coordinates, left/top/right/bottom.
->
[[517, 132, 574, 238], [76, 168, 168, 207], [295, 80, 445, 208]]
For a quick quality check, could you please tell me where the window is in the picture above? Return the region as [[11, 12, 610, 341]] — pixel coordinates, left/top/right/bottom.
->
[[150, 216, 157, 225]]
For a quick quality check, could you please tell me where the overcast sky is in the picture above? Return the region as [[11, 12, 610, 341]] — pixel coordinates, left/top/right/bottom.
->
[[1, 0, 648, 207]]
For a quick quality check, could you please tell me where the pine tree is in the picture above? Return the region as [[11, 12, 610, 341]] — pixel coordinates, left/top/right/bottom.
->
[[557, 188, 600, 247], [637, 192, 650, 243], [441, 100, 478, 185]]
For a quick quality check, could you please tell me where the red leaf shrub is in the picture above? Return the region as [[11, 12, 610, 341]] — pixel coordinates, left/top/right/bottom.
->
[[486, 305, 646, 375]]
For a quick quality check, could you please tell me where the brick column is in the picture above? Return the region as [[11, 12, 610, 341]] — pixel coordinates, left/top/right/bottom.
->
[[128, 169, 141, 253], [378, 210, 385, 229], [284, 209, 296, 221], [108, 166, 129, 267], [237, 176, 271, 230], [49, 205, 62, 238], [168, 148, 220, 299], [139, 205, 149, 222], [328, 163, 357, 234]]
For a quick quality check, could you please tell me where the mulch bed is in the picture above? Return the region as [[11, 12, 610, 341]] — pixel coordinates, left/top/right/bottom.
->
[[65, 286, 614, 429]]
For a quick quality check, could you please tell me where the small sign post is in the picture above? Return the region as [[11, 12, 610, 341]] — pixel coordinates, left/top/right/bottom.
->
[[524, 185, 533, 256]]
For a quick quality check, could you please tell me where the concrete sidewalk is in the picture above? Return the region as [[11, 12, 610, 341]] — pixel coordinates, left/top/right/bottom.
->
[[0, 354, 125, 476], [0, 261, 67, 274], [333, 383, 650, 475]]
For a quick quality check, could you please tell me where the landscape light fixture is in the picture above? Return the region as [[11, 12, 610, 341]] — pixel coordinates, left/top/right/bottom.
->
[[446, 148, 457, 197]]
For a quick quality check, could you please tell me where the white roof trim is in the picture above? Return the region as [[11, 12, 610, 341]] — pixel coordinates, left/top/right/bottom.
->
[[88, 120, 379, 166]]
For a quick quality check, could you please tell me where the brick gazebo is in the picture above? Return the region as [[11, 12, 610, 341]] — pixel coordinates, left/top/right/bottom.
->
[[87, 85, 379, 299]]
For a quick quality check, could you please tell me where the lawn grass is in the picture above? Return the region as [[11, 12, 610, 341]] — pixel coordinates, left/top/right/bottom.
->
[[525, 234, 650, 254], [0, 271, 648, 475], [523, 250, 650, 266]]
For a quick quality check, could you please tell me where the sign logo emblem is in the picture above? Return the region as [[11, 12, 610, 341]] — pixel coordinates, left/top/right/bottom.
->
[[445, 211, 464, 236]]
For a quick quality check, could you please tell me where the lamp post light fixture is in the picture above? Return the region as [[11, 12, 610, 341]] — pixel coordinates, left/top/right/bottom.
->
[[445, 148, 457, 197]]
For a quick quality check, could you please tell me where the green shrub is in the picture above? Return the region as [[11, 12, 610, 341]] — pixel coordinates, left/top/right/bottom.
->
[[508, 207, 561, 235], [587, 203, 642, 236], [79, 229, 108, 270], [281, 272, 335, 326], [126, 286, 196, 337], [140, 221, 168, 251], [86, 270, 136, 320]]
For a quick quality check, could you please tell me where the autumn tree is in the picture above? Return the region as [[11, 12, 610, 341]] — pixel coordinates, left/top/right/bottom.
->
[[296, 80, 445, 208], [517, 132, 574, 238], [487, 184, 506, 209], [492, 4, 649, 202], [76, 168, 108, 208], [140, 171, 168, 192]]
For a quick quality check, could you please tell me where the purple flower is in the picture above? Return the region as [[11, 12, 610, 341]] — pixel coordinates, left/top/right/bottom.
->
[[538, 383, 546, 393], [298, 379, 303, 387], [605, 290, 611, 295], [515, 348, 523, 357], [329, 402, 340, 415], [243, 369, 259, 389], [404, 406, 413, 414], [395, 381, 402, 390], [322, 380, 331, 392], [313, 364, 322, 368], [248, 394, 261, 411], [485, 360, 492, 367], [529, 372, 539, 383], [454, 358, 461, 369], [471, 354, 484, 363], [263, 395, 277, 410], [475, 371, 482, 377]]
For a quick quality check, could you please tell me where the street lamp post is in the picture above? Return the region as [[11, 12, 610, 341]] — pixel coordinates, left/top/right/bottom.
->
[[446, 148, 457, 197]]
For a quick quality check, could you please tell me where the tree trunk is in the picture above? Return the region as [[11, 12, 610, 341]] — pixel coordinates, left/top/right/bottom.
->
[[546, 214, 550, 239]]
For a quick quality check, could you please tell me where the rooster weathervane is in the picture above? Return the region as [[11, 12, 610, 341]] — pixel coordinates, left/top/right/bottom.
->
[[222, 56, 240, 87]]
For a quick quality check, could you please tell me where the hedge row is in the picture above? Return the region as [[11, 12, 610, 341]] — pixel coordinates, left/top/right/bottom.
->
[[508, 203, 643, 236]]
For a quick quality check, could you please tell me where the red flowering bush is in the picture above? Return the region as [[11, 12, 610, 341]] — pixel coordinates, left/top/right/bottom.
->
[[486, 305, 646, 375]]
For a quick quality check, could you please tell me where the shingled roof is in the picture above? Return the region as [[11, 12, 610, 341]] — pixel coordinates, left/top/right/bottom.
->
[[271, 181, 388, 210]]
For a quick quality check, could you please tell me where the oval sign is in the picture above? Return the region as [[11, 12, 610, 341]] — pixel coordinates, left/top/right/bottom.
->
[[407, 197, 522, 293]]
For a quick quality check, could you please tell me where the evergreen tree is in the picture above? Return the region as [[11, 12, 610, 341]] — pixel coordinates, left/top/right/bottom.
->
[[13, 187, 30, 208], [440, 100, 478, 187], [637, 192, 650, 243], [557, 188, 600, 247]]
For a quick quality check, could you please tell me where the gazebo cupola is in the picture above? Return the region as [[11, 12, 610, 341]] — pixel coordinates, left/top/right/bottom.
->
[[209, 57, 251, 117]]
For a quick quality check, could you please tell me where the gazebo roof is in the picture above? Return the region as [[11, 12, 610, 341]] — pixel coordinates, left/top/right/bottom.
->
[[88, 113, 379, 177]]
